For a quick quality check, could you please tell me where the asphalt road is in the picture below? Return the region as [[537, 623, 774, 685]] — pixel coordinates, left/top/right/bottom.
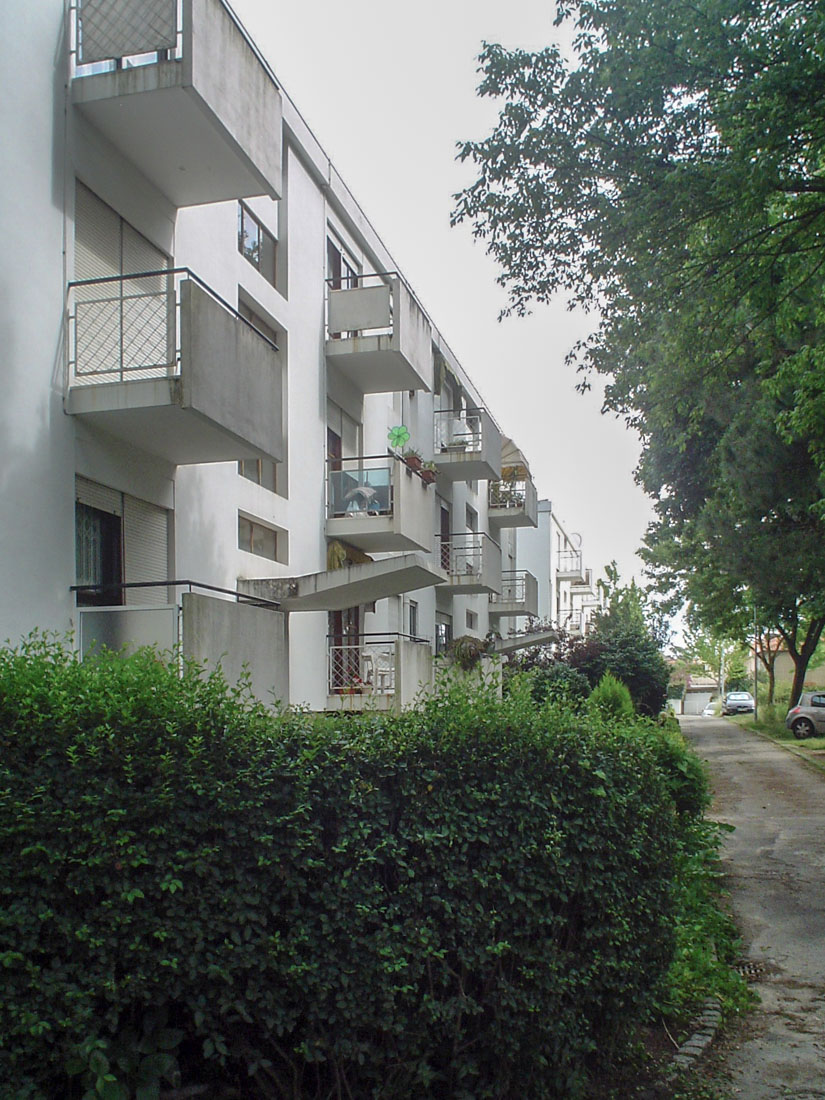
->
[[680, 715, 825, 1098]]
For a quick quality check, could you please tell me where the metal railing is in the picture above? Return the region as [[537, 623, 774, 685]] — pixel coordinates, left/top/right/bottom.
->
[[434, 408, 485, 455], [327, 632, 428, 696], [556, 608, 583, 632], [71, 0, 183, 71], [67, 268, 277, 387], [557, 550, 583, 575], [490, 571, 529, 605], [327, 456, 394, 518], [437, 532, 496, 579], [488, 478, 529, 509], [70, 578, 281, 609]]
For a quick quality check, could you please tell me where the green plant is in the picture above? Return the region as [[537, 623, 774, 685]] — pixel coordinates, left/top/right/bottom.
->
[[589, 671, 635, 720], [0, 637, 689, 1099], [444, 632, 491, 671]]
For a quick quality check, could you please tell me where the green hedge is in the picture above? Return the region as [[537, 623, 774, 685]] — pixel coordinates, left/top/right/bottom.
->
[[1, 640, 685, 1099]]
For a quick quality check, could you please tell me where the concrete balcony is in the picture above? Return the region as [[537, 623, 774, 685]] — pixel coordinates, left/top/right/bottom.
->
[[433, 408, 501, 482], [556, 550, 586, 583], [488, 474, 538, 528], [326, 456, 435, 553], [66, 269, 283, 466], [556, 608, 584, 635], [325, 274, 433, 394], [71, 0, 282, 206], [75, 583, 287, 705], [489, 571, 538, 619], [437, 533, 502, 596], [326, 633, 433, 712]]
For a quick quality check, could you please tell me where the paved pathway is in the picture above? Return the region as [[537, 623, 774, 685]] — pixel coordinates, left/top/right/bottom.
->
[[680, 716, 825, 1098]]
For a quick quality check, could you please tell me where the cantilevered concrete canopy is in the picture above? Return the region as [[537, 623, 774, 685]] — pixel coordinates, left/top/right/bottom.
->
[[239, 552, 447, 613], [494, 629, 559, 656]]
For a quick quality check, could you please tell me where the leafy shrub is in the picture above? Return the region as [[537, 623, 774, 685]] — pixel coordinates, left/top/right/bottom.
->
[[567, 626, 670, 716], [589, 672, 635, 720], [1, 638, 682, 1099], [510, 663, 591, 709]]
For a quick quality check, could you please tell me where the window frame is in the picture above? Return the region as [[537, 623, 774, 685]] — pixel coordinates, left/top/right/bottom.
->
[[238, 202, 277, 287]]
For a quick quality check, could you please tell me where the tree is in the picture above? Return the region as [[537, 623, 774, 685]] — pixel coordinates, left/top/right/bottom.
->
[[454, 0, 825, 701]]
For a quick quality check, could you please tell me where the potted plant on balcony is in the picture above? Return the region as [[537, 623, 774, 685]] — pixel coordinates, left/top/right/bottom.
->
[[420, 460, 437, 484], [402, 447, 423, 472]]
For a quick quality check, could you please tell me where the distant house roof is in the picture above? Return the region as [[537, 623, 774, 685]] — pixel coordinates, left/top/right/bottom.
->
[[685, 675, 718, 692]]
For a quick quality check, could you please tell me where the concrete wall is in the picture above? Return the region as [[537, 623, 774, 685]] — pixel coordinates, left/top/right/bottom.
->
[[181, 279, 283, 461], [182, 592, 288, 705]]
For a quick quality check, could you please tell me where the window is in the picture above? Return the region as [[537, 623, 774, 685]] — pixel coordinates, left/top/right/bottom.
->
[[465, 505, 478, 533], [327, 237, 359, 290], [238, 202, 276, 287], [238, 515, 278, 560], [408, 600, 418, 639], [238, 459, 277, 493], [435, 612, 453, 656], [466, 610, 478, 632], [75, 502, 122, 606]]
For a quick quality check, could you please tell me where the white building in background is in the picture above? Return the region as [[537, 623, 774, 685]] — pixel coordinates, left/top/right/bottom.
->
[[1, 0, 601, 710]]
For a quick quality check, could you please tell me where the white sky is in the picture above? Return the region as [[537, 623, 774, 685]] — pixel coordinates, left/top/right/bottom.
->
[[232, 0, 655, 586]]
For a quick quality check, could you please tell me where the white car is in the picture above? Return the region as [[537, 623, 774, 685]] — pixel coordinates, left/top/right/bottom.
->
[[702, 703, 716, 717]]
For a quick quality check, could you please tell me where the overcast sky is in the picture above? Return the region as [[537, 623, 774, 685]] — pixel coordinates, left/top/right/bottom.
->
[[232, 0, 655, 586]]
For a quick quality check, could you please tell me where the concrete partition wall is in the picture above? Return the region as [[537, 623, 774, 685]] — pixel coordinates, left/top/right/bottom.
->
[[393, 279, 433, 392], [180, 280, 283, 461], [182, 593, 288, 706], [187, 0, 282, 196]]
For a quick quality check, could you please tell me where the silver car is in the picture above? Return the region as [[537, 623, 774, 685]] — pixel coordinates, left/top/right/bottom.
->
[[785, 692, 825, 739], [722, 691, 755, 715]]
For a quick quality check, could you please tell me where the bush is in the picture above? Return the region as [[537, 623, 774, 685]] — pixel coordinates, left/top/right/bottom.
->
[[589, 672, 635, 720], [520, 663, 592, 709], [567, 626, 670, 716], [1, 638, 683, 1099]]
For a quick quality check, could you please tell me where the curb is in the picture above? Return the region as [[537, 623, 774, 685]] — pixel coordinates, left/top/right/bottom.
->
[[665, 997, 722, 1078]]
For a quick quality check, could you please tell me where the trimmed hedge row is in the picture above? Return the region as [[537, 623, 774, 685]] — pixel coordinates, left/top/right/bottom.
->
[[0, 640, 689, 1099]]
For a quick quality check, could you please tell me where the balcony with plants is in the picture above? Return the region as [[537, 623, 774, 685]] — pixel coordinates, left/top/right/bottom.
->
[[326, 633, 433, 712], [487, 469, 538, 528], [325, 454, 436, 553], [432, 407, 501, 482]]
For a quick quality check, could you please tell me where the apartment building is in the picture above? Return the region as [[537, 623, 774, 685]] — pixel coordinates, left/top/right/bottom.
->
[[1, 0, 598, 710]]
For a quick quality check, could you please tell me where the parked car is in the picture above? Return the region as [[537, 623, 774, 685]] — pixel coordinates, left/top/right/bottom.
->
[[785, 692, 825, 739], [722, 691, 755, 715], [702, 702, 717, 717]]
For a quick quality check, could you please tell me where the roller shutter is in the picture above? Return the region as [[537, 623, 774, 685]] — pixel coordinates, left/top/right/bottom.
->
[[123, 495, 169, 607]]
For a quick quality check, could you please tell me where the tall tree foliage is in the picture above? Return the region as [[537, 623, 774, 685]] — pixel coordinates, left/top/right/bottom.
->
[[454, 0, 825, 701]]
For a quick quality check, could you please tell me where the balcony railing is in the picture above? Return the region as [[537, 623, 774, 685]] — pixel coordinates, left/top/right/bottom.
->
[[433, 407, 501, 482], [70, 0, 282, 206], [65, 269, 283, 465], [555, 608, 584, 634], [325, 272, 433, 393], [326, 455, 434, 552], [437, 533, 502, 595], [489, 570, 539, 617], [556, 550, 584, 580], [72, 580, 287, 704], [487, 475, 538, 527], [327, 633, 433, 709]]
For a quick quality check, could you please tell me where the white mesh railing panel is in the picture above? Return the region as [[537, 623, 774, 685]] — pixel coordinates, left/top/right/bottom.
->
[[77, 0, 177, 64]]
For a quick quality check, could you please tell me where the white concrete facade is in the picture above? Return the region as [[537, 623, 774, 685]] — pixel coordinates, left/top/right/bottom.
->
[[1, 0, 602, 709]]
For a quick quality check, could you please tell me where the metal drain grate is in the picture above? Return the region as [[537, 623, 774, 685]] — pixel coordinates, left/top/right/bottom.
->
[[735, 960, 766, 982]]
